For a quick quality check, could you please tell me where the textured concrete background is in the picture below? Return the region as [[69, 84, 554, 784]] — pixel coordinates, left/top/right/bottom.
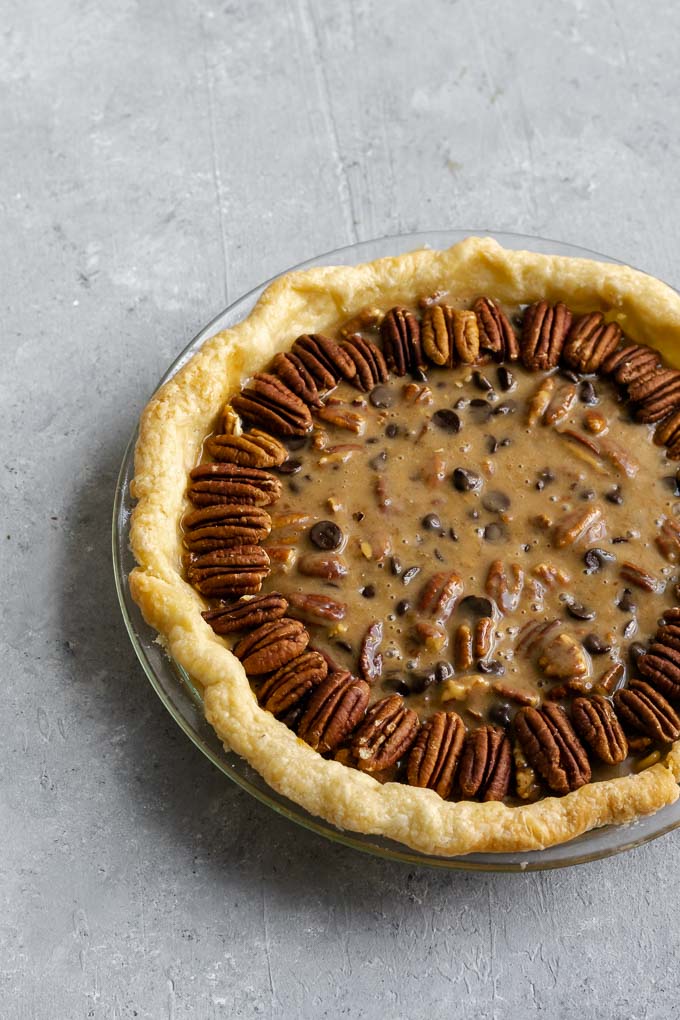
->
[[3, 0, 680, 1017]]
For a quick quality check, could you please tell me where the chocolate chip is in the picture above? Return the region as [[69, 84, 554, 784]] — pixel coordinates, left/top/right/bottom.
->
[[453, 468, 482, 493], [432, 409, 462, 433], [361, 585, 376, 599], [605, 485, 624, 505], [395, 599, 410, 615], [580, 489, 596, 501], [584, 547, 616, 574], [435, 660, 455, 683], [383, 675, 411, 697], [583, 633, 611, 655], [579, 380, 598, 404], [535, 468, 555, 491], [278, 459, 302, 475], [369, 385, 394, 408], [496, 366, 515, 392], [473, 370, 493, 392], [662, 473, 680, 496], [448, 527, 459, 541], [565, 600, 596, 621], [477, 659, 505, 676], [623, 619, 637, 638], [385, 423, 399, 438], [402, 566, 421, 585], [493, 400, 517, 416], [617, 588, 637, 613], [482, 490, 510, 513], [629, 641, 647, 666], [489, 702, 513, 728], [422, 512, 442, 530], [486, 435, 499, 454], [368, 451, 388, 471], [483, 522, 507, 543], [611, 536, 628, 544], [434, 548, 444, 562], [459, 595, 494, 619], [468, 398, 493, 424], [409, 670, 437, 694], [353, 511, 365, 522], [454, 397, 469, 410], [499, 438, 512, 447], [309, 520, 343, 551], [390, 556, 402, 576]]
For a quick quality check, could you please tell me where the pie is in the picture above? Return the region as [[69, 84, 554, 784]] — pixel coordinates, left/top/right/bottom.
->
[[129, 236, 680, 856]]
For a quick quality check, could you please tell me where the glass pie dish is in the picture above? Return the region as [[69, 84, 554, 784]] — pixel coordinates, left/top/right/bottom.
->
[[112, 229, 680, 870]]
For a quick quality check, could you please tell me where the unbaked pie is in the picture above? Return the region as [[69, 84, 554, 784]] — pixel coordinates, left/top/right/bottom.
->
[[129, 237, 680, 855]]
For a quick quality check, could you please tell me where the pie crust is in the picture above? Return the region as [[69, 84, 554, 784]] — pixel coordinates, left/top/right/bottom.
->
[[129, 236, 680, 856]]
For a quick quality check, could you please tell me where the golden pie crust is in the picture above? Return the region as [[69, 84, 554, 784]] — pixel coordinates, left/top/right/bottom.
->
[[129, 236, 680, 856]]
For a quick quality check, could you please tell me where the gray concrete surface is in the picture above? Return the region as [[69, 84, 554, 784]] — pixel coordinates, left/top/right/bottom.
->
[[3, 0, 680, 1016]]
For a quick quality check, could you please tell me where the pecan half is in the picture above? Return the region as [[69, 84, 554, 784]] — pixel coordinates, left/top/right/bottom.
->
[[380, 306, 425, 378], [202, 592, 288, 634], [553, 505, 604, 549], [514, 703, 591, 794], [638, 640, 680, 701], [613, 681, 680, 742], [572, 695, 628, 764], [257, 649, 328, 717], [233, 617, 309, 676], [188, 463, 282, 508], [458, 725, 512, 801], [406, 710, 466, 798], [341, 334, 389, 391], [270, 352, 322, 406], [186, 545, 270, 598], [521, 301, 573, 371], [654, 408, 680, 449], [474, 297, 518, 360], [359, 621, 383, 683], [297, 552, 348, 580], [315, 404, 365, 434], [562, 312, 622, 373], [182, 504, 271, 552], [538, 632, 588, 679], [601, 343, 662, 386], [543, 384, 577, 426], [629, 368, 680, 423], [454, 624, 473, 670], [594, 661, 625, 696], [204, 429, 288, 468], [619, 561, 663, 593], [297, 670, 370, 753], [421, 304, 454, 366], [453, 309, 480, 364], [285, 591, 347, 624], [527, 377, 556, 425], [292, 334, 357, 389], [418, 571, 464, 623], [485, 560, 524, 614], [474, 617, 494, 659], [231, 373, 313, 436], [350, 695, 420, 772]]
